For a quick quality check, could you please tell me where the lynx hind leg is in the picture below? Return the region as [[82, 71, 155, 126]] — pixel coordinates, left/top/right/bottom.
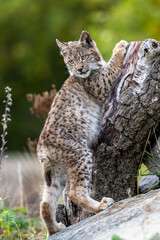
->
[[68, 150, 114, 213], [40, 164, 66, 236]]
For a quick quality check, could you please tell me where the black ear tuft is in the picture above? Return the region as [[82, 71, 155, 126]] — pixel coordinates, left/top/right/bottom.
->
[[79, 30, 94, 48]]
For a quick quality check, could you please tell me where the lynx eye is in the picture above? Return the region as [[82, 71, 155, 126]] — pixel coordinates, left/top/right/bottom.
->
[[81, 55, 88, 61], [68, 60, 74, 65]]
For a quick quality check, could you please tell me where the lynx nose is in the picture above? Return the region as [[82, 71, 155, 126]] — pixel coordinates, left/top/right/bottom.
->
[[78, 68, 83, 73]]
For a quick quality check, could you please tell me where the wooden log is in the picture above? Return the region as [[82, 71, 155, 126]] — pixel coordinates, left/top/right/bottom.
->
[[64, 39, 160, 225]]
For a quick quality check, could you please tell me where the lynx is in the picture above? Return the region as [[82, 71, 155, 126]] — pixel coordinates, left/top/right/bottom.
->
[[37, 30, 128, 236]]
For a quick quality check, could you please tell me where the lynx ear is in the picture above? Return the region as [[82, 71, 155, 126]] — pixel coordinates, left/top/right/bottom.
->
[[56, 39, 68, 56], [56, 39, 68, 50], [79, 30, 94, 48]]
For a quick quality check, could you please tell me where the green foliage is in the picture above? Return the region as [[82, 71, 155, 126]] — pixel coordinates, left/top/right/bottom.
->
[[144, 151, 160, 170], [0, 0, 160, 150], [137, 151, 160, 193], [149, 233, 160, 240], [112, 235, 125, 240], [0, 207, 47, 240], [112, 233, 160, 240], [0, 208, 21, 239]]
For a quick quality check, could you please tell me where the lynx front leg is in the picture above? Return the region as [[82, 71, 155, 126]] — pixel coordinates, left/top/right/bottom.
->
[[107, 40, 128, 78], [68, 150, 114, 213], [113, 40, 128, 59], [69, 183, 114, 213]]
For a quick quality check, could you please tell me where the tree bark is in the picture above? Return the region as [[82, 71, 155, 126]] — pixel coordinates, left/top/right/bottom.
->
[[64, 39, 160, 225]]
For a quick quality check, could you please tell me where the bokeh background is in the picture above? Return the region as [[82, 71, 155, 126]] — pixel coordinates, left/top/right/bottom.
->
[[0, 0, 160, 151]]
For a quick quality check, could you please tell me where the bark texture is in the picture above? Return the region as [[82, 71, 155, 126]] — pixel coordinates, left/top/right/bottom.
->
[[49, 189, 160, 240], [64, 39, 160, 225]]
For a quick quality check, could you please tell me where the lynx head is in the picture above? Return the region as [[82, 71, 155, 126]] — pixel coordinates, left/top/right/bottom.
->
[[56, 30, 105, 78]]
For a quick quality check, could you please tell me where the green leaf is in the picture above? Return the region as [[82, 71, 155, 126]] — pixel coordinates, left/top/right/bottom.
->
[[112, 234, 125, 240]]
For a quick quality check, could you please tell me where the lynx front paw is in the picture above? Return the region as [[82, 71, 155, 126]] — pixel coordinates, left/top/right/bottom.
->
[[98, 197, 114, 211], [113, 40, 128, 57]]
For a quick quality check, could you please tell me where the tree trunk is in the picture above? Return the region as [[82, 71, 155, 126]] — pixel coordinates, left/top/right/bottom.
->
[[64, 39, 160, 225]]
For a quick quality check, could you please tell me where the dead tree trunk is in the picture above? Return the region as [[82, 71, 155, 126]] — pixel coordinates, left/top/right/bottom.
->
[[64, 39, 160, 225]]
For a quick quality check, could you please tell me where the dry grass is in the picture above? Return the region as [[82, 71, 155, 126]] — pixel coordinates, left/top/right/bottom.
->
[[2, 152, 43, 217]]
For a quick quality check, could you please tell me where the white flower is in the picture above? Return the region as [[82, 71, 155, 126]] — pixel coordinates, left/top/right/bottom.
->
[[0, 86, 12, 171]]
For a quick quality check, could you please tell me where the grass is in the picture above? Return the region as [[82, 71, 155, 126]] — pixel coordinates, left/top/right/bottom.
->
[[111, 233, 160, 240], [0, 87, 47, 239], [112, 235, 125, 240], [0, 153, 47, 239], [136, 148, 160, 194], [0, 205, 47, 240]]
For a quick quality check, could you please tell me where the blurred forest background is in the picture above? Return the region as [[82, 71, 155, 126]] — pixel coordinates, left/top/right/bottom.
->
[[0, 0, 160, 151]]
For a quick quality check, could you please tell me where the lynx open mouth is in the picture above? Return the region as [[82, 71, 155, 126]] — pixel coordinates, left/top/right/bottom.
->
[[76, 69, 90, 78]]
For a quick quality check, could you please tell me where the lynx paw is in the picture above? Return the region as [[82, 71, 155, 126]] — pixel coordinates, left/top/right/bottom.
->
[[99, 197, 114, 211], [48, 222, 66, 236], [56, 222, 66, 231], [113, 40, 128, 57]]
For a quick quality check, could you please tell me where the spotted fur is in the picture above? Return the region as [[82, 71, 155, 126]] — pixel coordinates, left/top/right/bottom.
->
[[37, 30, 128, 236]]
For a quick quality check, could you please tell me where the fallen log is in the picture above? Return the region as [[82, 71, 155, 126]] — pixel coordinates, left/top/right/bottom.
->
[[64, 39, 160, 225], [50, 189, 160, 240]]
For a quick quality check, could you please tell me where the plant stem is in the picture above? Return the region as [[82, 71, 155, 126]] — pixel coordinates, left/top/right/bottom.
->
[[0, 87, 12, 197]]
